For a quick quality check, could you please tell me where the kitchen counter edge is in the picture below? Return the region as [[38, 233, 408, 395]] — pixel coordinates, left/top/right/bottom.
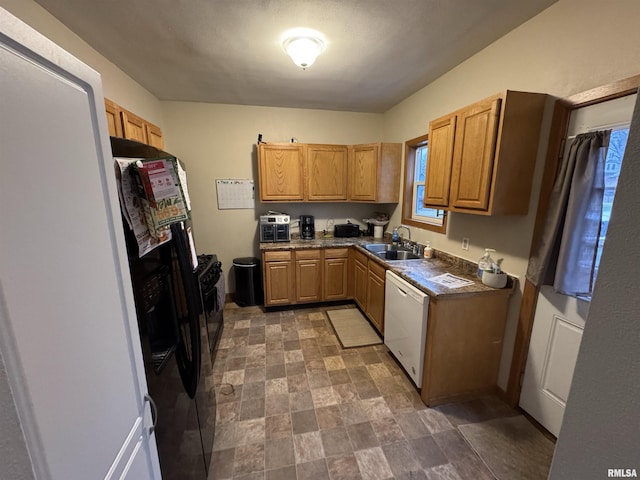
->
[[259, 237, 515, 298]]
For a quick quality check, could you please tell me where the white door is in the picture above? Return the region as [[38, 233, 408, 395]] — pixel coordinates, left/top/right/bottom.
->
[[0, 8, 160, 479], [520, 94, 635, 437]]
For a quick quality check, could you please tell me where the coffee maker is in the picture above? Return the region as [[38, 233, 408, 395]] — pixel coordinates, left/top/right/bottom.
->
[[300, 215, 315, 240]]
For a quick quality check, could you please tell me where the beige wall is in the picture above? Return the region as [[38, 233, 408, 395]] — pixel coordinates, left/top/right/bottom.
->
[[161, 102, 385, 288], [383, 0, 640, 388]]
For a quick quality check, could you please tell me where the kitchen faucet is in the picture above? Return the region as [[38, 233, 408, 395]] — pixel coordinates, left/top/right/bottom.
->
[[395, 225, 411, 241]]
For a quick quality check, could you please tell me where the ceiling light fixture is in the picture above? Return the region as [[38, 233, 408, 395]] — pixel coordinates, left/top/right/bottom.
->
[[282, 34, 325, 70]]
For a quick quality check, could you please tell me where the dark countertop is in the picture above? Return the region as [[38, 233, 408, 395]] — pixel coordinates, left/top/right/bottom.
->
[[259, 236, 515, 298]]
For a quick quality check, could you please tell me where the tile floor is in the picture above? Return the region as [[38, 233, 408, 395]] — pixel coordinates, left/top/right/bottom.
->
[[207, 302, 523, 480]]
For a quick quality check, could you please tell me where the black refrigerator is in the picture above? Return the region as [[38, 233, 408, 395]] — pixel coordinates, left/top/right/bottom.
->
[[111, 137, 220, 479]]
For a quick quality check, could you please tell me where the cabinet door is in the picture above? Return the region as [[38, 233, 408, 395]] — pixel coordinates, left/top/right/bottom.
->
[[349, 144, 379, 201], [295, 250, 322, 303], [144, 122, 164, 150], [366, 264, 386, 334], [296, 260, 322, 302], [121, 109, 148, 144], [424, 115, 456, 207], [353, 258, 368, 310], [259, 144, 305, 201], [307, 144, 348, 201], [104, 98, 123, 137], [324, 248, 349, 300], [449, 98, 501, 211], [264, 261, 294, 305]]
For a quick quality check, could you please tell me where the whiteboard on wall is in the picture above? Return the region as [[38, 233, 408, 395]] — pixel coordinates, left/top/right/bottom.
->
[[216, 179, 255, 209]]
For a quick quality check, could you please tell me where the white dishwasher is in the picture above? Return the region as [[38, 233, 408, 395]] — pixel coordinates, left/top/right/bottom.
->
[[384, 271, 429, 387]]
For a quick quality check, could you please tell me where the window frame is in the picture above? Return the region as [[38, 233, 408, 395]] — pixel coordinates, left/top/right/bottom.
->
[[401, 133, 447, 233]]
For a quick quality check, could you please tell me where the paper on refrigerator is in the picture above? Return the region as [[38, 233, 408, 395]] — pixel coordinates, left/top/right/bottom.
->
[[114, 157, 170, 257]]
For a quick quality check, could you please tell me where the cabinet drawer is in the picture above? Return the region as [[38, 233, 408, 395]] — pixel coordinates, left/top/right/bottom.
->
[[352, 248, 368, 265], [264, 250, 292, 262], [324, 248, 349, 259], [295, 249, 321, 260], [369, 260, 386, 278]]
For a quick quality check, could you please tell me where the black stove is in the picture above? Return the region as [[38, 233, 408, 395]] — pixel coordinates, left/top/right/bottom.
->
[[196, 254, 224, 362]]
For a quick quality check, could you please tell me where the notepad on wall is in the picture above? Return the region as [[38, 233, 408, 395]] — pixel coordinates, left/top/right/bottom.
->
[[216, 179, 255, 209]]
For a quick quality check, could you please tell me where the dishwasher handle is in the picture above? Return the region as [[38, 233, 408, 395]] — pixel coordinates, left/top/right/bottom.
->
[[386, 270, 429, 304]]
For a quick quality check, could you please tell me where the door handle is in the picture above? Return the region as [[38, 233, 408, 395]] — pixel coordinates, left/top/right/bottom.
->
[[144, 393, 158, 435]]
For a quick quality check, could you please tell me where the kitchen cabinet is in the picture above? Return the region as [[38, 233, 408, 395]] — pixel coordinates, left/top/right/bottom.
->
[[295, 249, 322, 303], [352, 249, 369, 310], [263, 248, 350, 306], [349, 143, 402, 203], [421, 290, 511, 406], [257, 142, 401, 203], [258, 143, 306, 201], [324, 248, 349, 300], [104, 98, 165, 149], [104, 98, 123, 137], [263, 250, 295, 305], [307, 144, 349, 201], [424, 90, 546, 215], [366, 260, 386, 333], [350, 249, 386, 334]]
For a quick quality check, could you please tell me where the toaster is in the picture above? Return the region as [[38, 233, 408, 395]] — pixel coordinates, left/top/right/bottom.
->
[[334, 223, 361, 238]]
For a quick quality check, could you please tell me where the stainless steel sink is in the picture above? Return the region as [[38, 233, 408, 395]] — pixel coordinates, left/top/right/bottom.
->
[[363, 243, 422, 260], [374, 250, 422, 261], [363, 243, 395, 253]]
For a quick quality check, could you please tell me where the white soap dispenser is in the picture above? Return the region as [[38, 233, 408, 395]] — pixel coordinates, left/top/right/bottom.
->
[[424, 241, 433, 258], [477, 248, 496, 279]]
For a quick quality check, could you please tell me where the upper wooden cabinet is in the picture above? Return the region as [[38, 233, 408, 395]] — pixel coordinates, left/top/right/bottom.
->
[[104, 98, 164, 149], [424, 90, 546, 215], [307, 144, 348, 201], [104, 98, 123, 138], [349, 143, 402, 203], [258, 143, 306, 201], [258, 142, 401, 203]]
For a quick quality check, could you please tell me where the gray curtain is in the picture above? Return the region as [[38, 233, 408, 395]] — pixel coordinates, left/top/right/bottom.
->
[[526, 130, 610, 296]]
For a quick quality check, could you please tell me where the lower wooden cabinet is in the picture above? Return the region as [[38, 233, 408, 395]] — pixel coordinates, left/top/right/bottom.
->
[[263, 247, 350, 307], [421, 290, 511, 406], [295, 249, 322, 303], [366, 261, 386, 333], [350, 249, 386, 335], [352, 250, 368, 310], [324, 248, 349, 301], [263, 251, 294, 306]]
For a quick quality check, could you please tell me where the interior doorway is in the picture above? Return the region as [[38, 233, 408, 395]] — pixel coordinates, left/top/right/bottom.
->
[[519, 94, 634, 437]]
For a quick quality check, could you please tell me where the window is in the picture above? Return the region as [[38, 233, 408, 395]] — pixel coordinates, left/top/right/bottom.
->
[[592, 127, 628, 283], [402, 134, 447, 233]]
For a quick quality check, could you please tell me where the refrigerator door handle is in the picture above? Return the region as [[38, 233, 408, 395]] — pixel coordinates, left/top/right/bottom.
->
[[144, 393, 158, 435]]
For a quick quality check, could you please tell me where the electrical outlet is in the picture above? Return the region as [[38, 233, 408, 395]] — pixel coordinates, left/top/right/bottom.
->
[[462, 237, 470, 250]]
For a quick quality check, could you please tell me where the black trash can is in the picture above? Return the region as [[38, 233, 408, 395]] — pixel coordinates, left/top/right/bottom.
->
[[233, 257, 262, 306]]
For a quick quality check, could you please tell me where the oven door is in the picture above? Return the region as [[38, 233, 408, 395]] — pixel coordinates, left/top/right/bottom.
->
[[260, 224, 276, 242]]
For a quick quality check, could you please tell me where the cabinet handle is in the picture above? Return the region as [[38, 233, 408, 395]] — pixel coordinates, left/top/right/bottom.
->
[[144, 393, 158, 435]]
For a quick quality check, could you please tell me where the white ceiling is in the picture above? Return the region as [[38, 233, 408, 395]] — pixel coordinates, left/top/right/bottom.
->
[[34, 0, 556, 113]]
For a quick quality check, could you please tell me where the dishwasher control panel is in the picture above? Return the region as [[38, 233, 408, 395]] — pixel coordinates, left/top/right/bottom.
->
[[383, 271, 429, 388]]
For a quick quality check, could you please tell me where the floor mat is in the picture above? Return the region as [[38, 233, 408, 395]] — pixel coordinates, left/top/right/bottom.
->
[[326, 308, 382, 349], [458, 415, 555, 480]]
